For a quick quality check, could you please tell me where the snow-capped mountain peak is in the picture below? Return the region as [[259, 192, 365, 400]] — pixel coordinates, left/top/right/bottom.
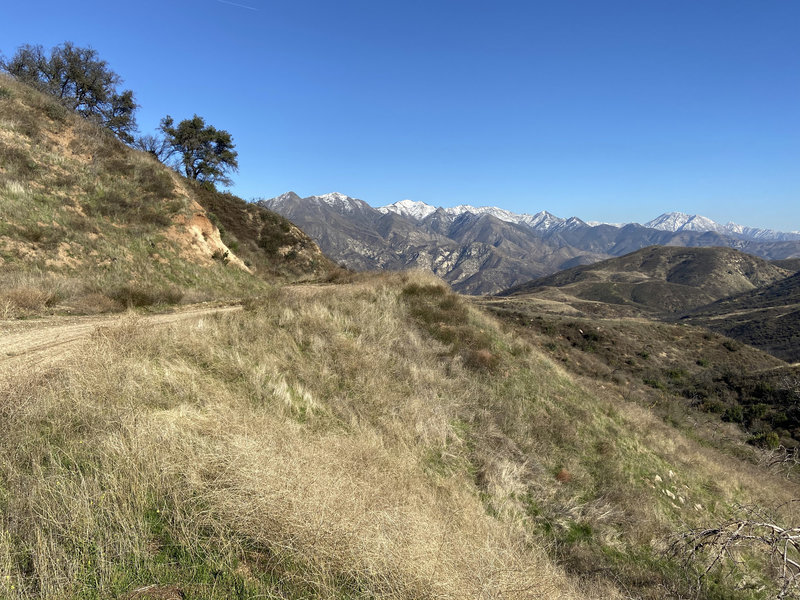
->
[[645, 212, 722, 233], [308, 192, 366, 212], [379, 199, 437, 220], [644, 212, 800, 241], [262, 192, 800, 242]]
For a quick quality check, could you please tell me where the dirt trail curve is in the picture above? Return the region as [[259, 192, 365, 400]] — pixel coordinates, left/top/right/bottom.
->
[[0, 304, 242, 373]]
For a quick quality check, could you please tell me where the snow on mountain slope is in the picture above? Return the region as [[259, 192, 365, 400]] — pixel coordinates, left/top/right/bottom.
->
[[309, 192, 368, 213], [378, 199, 437, 220], [268, 194, 799, 242], [646, 212, 800, 241], [379, 202, 572, 230], [645, 212, 724, 233]]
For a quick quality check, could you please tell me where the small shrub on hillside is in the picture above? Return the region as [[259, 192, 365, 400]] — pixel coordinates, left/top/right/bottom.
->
[[699, 399, 725, 414], [748, 431, 781, 450], [1, 285, 59, 312], [108, 284, 183, 308], [91, 188, 134, 218], [722, 339, 740, 352], [0, 142, 38, 177], [259, 209, 293, 232], [211, 249, 230, 263], [666, 369, 686, 381], [103, 157, 135, 177], [72, 292, 123, 314], [723, 405, 744, 423], [258, 229, 297, 255], [41, 101, 69, 123], [137, 168, 176, 199], [643, 378, 666, 391]]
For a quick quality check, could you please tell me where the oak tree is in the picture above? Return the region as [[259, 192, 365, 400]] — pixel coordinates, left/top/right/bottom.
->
[[159, 115, 238, 186], [0, 42, 138, 142]]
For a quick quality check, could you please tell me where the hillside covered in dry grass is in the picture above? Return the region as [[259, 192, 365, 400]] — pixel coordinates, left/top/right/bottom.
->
[[2, 272, 800, 599], [3, 68, 800, 600], [501, 245, 792, 316], [0, 73, 333, 318]]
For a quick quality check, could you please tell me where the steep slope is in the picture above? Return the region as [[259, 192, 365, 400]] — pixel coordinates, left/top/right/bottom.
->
[[679, 271, 800, 362], [501, 246, 791, 315], [773, 258, 800, 272], [0, 74, 330, 316], [2, 272, 798, 599], [481, 292, 800, 446]]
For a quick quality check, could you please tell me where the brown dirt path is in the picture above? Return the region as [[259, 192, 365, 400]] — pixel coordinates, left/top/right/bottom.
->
[[0, 304, 242, 372]]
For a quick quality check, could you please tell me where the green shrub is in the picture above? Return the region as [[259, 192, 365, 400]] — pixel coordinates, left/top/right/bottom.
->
[[723, 405, 744, 423], [108, 284, 183, 308], [722, 339, 740, 352]]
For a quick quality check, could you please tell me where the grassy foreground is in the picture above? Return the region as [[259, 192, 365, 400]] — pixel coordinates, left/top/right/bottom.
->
[[1, 273, 798, 599]]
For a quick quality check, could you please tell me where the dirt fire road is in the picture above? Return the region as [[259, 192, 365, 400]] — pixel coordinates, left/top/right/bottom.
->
[[0, 304, 242, 373]]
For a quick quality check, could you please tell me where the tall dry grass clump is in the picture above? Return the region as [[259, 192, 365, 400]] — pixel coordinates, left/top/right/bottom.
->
[[1, 272, 798, 598]]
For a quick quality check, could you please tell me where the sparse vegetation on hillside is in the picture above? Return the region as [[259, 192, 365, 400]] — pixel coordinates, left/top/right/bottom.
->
[[191, 183, 333, 279], [679, 272, 800, 363], [0, 42, 137, 143], [482, 295, 800, 451], [2, 272, 799, 599], [0, 73, 331, 317], [503, 245, 792, 316]]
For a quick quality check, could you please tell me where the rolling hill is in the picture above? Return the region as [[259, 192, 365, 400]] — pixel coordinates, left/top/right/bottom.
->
[[500, 245, 792, 315], [679, 271, 800, 362]]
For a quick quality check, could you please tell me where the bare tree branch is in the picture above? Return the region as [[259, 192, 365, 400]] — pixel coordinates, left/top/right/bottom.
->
[[672, 504, 800, 598], [761, 446, 800, 478]]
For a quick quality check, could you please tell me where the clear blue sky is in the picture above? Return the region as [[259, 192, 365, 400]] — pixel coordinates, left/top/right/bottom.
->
[[2, 1, 798, 230]]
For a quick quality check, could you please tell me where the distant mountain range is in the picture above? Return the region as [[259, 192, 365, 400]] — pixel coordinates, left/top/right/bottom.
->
[[258, 192, 800, 294]]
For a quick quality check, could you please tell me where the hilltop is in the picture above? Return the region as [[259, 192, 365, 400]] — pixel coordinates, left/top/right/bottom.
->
[[500, 245, 791, 315], [0, 73, 332, 317]]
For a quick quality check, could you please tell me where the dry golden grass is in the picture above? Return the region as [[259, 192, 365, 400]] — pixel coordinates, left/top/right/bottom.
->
[[1, 271, 797, 599]]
